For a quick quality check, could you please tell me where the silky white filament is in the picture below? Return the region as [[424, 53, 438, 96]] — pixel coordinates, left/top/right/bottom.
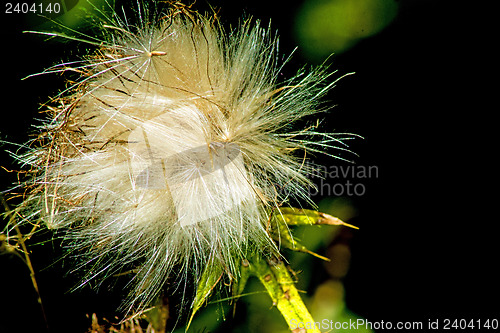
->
[[15, 2, 352, 313]]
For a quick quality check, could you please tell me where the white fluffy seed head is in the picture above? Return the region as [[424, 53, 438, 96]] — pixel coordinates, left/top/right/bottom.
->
[[16, 3, 349, 313]]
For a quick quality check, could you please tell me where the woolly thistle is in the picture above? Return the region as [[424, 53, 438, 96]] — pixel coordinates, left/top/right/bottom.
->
[[13, 1, 353, 316]]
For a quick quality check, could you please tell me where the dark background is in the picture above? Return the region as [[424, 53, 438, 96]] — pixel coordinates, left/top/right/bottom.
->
[[1, 1, 497, 332]]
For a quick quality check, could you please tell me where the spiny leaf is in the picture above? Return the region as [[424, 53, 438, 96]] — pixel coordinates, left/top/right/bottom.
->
[[275, 207, 359, 229], [270, 215, 330, 261]]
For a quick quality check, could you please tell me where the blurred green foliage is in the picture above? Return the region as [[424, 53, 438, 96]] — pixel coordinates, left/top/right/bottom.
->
[[26, 0, 113, 31], [295, 0, 398, 59]]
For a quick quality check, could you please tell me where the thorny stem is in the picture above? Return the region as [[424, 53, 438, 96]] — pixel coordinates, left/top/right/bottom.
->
[[249, 255, 322, 333]]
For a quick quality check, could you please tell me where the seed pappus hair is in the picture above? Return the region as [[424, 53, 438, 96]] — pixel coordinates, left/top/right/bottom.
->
[[14, 1, 353, 314]]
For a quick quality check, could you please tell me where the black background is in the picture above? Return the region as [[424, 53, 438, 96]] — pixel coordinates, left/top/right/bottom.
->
[[1, 1, 497, 332]]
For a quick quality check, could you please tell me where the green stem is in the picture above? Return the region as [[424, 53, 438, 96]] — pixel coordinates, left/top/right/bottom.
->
[[250, 255, 321, 333]]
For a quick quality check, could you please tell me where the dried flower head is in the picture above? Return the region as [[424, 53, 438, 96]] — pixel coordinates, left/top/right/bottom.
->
[[14, 2, 351, 313]]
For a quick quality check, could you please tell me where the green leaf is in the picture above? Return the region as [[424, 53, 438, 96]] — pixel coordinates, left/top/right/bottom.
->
[[186, 258, 223, 331]]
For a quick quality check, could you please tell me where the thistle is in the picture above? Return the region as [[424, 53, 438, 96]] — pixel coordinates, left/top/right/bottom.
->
[[7, 1, 357, 330]]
